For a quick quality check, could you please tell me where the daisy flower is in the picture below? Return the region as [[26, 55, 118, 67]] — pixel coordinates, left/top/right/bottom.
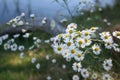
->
[[72, 62, 82, 72], [74, 50, 84, 61], [11, 43, 18, 51], [103, 59, 113, 71], [102, 74, 112, 80], [92, 44, 101, 55], [76, 38, 85, 48], [81, 68, 89, 78], [36, 63, 40, 69], [4, 43, 10, 50], [113, 31, 120, 39], [67, 23, 77, 29], [72, 74, 80, 80], [92, 73, 98, 79]]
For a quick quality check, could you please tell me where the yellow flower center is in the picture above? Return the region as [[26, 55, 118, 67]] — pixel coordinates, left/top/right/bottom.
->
[[77, 53, 81, 58], [71, 50, 76, 54], [58, 34, 62, 37], [85, 31, 89, 36], [84, 38, 89, 43], [77, 31, 81, 36], [57, 47, 62, 51], [91, 27, 95, 31], [78, 40, 83, 45], [69, 30, 73, 33], [70, 26, 74, 28], [107, 42, 110, 45], [104, 35, 109, 39], [76, 64, 80, 68], [67, 42, 71, 46], [117, 32, 120, 36], [94, 47, 99, 51], [65, 34, 69, 38]]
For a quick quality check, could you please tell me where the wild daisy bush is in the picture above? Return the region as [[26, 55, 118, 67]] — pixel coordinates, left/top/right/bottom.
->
[[51, 23, 120, 80]]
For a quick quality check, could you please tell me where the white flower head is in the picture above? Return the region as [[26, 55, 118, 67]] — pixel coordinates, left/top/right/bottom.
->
[[21, 12, 25, 17], [30, 14, 35, 19], [102, 74, 112, 80], [13, 34, 20, 38], [92, 44, 101, 55], [31, 57, 36, 63], [62, 64, 66, 69], [113, 31, 120, 39], [81, 29, 91, 39], [53, 44, 64, 54], [67, 23, 77, 29], [84, 38, 92, 46], [11, 43, 18, 51], [17, 20, 24, 26], [103, 59, 113, 71], [18, 45, 25, 51], [4, 43, 10, 50], [45, 55, 50, 60], [92, 73, 98, 79], [100, 32, 113, 43], [20, 52, 24, 59], [74, 50, 84, 61], [81, 68, 89, 78], [36, 63, 40, 69], [46, 76, 52, 80], [72, 74, 80, 80], [72, 62, 82, 72], [76, 38, 85, 48], [52, 59, 56, 64]]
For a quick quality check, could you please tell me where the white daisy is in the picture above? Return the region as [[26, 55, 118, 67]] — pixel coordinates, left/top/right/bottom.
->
[[84, 38, 92, 46], [30, 14, 35, 19], [53, 44, 64, 54], [11, 43, 18, 51], [102, 74, 112, 80], [4, 43, 10, 50], [13, 34, 20, 38], [92, 44, 101, 55], [104, 41, 113, 49], [18, 45, 25, 51], [72, 62, 82, 72], [23, 33, 30, 38], [31, 57, 36, 63], [81, 29, 91, 39], [72, 74, 80, 80], [67, 23, 77, 29], [81, 68, 89, 78], [99, 32, 113, 43], [36, 63, 40, 69], [113, 31, 120, 39], [46, 76, 52, 80], [20, 52, 24, 59], [74, 50, 84, 61], [69, 46, 78, 58], [64, 38, 74, 47], [76, 37, 85, 48], [103, 59, 113, 71], [90, 27, 98, 33], [52, 59, 56, 64], [92, 73, 98, 79], [17, 20, 24, 26], [62, 64, 66, 69]]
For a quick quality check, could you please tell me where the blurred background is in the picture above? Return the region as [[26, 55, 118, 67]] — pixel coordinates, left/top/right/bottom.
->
[[0, 0, 120, 80]]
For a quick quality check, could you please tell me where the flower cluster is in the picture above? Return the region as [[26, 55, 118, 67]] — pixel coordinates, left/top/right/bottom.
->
[[51, 23, 120, 79], [6, 13, 35, 27]]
